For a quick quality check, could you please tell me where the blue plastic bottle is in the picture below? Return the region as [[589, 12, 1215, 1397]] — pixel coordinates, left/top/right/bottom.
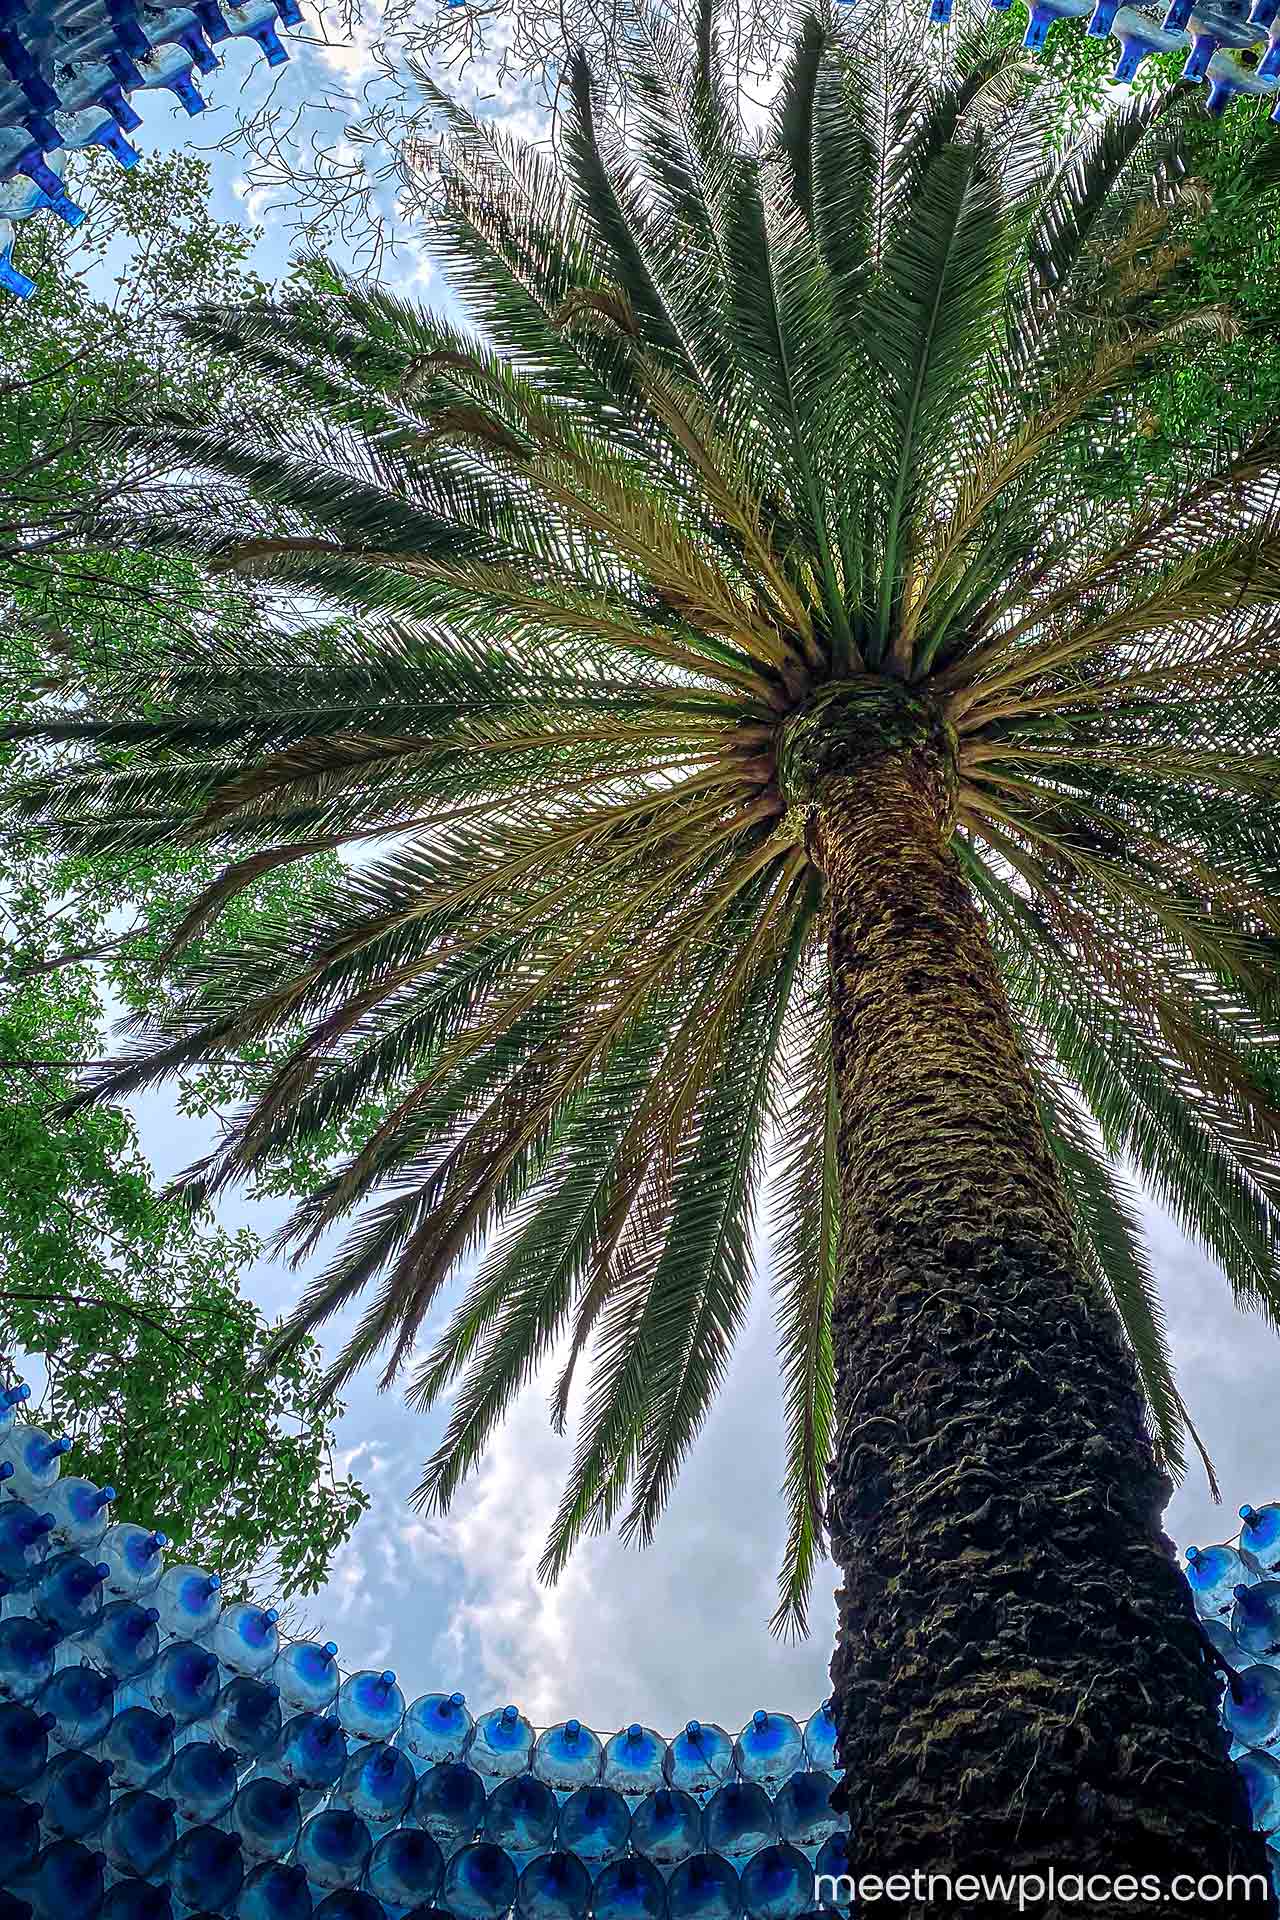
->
[[42, 1480, 115, 1554], [193, 0, 286, 59], [482, 1771, 558, 1856], [230, 1776, 302, 1862], [295, 1807, 372, 1890], [468, 1704, 534, 1782], [631, 1788, 703, 1870], [364, 1827, 444, 1910], [334, 1740, 415, 1826], [0, 159, 83, 226], [666, 1853, 740, 1920], [336, 1669, 404, 1743], [1223, 1664, 1280, 1750], [39, 1748, 114, 1841], [126, 36, 205, 107], [0, 1502, 57, 1587], [0, 1617, 61, 1701], [0, 1701, 54, 1790], [442, 1842, 518, 1920], [31, 1551, 110, 1635], [166, 1822, 245, 1913], [591, 1855, 668, 1920], [211, 1604, 279, 1679], [211, 1676, 284, 1761], [312, 1895, 383, 1920], [102, 1787, 177, 1879], [801, 1703, 836, 1774], [101, 1879, 173, 1920], [1242, 1505, 1280, 1575], [275, 1712, 347, 1793], [664, 1724, 733, 1802], [101, 1707, 176, 1790], [1236, 1748, 1280, 1835], [271, 1641, 340, 1716], [733, 1713, 802, 1794], [1109, 4, 1189, 75], [238, 1861, 314, 1920], [167, 1741, 239, 1825], [517, 1849, 591, 1920], [36, 1659, 114, 1749], [45, 54, 140, 127], [773, 1772, 840, 1852], [602, 1725, 665, 1800], [1020, 0, 1092, 41], [409, 1760, 486, 1848], [99, 1524, 167, 1601], [49, 102, 139, 165], [0, 1385, 30, 1441], [703, 1784, 775, 1866], [13, 1837, 106, 1920], [1186, 1544, 1258, 1619], [1201, 1616, 1250, 1672], [1231, 1581, 1280, 1659], [144, 1640, 221, 1727], [0, 216, 34, 298], [0, 1791, 41, 1881], [0, 1427, 71, 1500], [1203, 43, 1278, 106], [81, 1599, 161, 1682], [397, 1692, 472, 1770], [534, 1720, 603, 1795], [154, 1566, 222, 1640], [556, 1785, 630, 1866], [738, 1844, 810, 1920]]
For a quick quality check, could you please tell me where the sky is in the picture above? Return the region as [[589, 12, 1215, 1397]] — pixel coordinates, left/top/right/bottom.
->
[[27, 0, 1280, 1747]]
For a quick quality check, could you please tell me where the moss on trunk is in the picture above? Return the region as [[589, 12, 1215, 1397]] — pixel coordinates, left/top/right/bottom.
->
[[785, 679, 1272, 1917]]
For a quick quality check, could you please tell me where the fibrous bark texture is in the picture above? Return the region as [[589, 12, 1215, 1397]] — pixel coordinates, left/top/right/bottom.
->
[[787, 680, 1272, 1918]]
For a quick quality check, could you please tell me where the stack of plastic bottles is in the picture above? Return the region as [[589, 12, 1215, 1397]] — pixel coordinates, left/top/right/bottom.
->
[[0, 0, 300, 299], [0, 1376, 1275, 1920], [926, 0, 1280, 123]]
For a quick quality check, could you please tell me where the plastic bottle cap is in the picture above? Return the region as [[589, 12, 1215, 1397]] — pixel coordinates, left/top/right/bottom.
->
[[1186, 1546, 1201, 1563], [93, 1562, 109, 1580], [753, 1710, 768, 1731], [100, 1487, 117, 1503], [1235, 1583, 1251, 1598], [144, 1607, 160, 1624], [501, 1706, 518, 1724], [450, 1690, 465, 1708], [566, 1719, 581, 1740], [627, 1723, 643, 1742], [1242, 1506, 1259, 1523], [323, 1642, 338, 1657], [0, 1464, 13, 1482], [379, 1669, 396, 1687], [686, 1721, 702, 1740], [265, 1609, 279, 1624], [38, 1711, 56, 1731]]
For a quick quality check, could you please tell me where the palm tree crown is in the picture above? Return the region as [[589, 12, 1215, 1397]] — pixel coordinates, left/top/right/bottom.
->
[[15, 0, 1280, 1634]]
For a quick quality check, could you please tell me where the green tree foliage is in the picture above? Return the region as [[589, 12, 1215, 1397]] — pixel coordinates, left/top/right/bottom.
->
[[10, 5, 1280, 1638], [988, 11, 1280, 485], [0, 151, 368, 1598]]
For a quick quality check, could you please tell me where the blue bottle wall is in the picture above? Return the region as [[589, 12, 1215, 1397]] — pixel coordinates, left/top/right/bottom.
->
[[0, 0, 298, 297], [0, 1387, 1275, 1917]]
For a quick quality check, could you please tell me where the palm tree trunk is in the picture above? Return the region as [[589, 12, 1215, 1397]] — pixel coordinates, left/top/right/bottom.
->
[[808, 713, 1272, 1913]]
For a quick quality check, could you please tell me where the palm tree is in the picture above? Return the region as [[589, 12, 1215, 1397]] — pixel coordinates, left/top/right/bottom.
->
[[13, 0, 1280, 1891]]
